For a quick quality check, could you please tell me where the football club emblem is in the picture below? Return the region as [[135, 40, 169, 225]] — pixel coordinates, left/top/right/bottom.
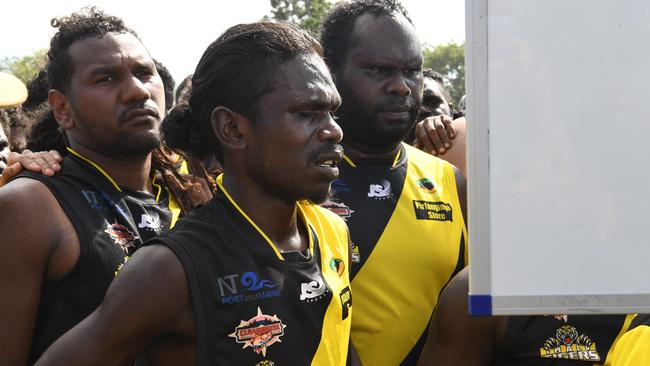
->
[[417, 178, 436, 193], [104, 223, 139, 253], [539, 325, 600, 361], [321, 200, 355, 221], [229, 307, 287, 356], [330, 258, 345, 276]]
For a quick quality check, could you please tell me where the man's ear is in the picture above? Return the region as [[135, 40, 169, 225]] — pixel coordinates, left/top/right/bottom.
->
[[210, 107, 249, 152], [48, 89, 74, 130]]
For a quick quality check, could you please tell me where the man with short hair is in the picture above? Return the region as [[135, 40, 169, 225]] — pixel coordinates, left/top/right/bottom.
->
[[0, 8, 179, 364], [37, 21, 353, 365], [320, 1, 467, 364]]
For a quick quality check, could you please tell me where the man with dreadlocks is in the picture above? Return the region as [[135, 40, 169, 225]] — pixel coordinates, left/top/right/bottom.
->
[[0, 8, 209, 364]]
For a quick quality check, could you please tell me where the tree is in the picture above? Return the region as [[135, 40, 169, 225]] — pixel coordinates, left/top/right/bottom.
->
[[0, 49, 47, 85], [266, 0, 333, 36], [423, 42, 465, 106]]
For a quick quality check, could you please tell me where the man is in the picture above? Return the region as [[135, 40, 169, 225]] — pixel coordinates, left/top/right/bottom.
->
[[37, 22, 353, 365], [319, 1, 467, 364], [411, 68, 467, 176], [0, 8, 181, 364], [417, 69, 452, 122], [417, 268, 640, 366]]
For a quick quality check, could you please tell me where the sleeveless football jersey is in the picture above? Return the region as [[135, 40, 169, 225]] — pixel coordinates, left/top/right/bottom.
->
[[606, 314, 650, 366], [154, 175, 352, 365], [17, 147, 177, 363], [494, 315, 633, 365], [322, 143, 467, 365]]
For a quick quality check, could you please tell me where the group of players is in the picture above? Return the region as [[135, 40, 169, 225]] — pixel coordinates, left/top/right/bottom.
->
[[0, 0, 648, 365]]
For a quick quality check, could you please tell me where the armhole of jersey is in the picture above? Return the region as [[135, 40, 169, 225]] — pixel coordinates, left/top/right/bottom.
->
[[154, 236, 208, 364], [601, 314, 636, 366], [17, 173, 91, 262], [493, 316, 523, 363], [441, 162, 468, 267]]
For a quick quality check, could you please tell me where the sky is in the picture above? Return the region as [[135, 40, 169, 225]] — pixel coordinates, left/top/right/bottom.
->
[[1, 0, 465, 83]]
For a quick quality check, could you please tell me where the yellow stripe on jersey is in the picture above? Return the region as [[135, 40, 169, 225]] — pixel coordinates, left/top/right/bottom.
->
[[300, 203, 352, 366], [608, 322, 650, 365], [601, 314, 635, 366], [351, 143, 467, 365]]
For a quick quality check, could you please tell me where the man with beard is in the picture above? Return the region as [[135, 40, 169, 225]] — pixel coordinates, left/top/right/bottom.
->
[[319, 1, 467, 365], [37, 22, 353, 365], [0, 8, 180, 364]]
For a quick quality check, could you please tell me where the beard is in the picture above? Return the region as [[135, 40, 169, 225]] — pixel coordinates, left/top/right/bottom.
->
[[335, 85, 420, 152]]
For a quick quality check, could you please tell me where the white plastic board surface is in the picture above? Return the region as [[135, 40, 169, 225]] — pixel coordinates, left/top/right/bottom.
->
[[466, 0, 650, 315]]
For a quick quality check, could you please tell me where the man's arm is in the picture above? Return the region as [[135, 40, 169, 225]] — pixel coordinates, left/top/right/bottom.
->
[[0, 179, 74, 365], [36, 244, 194, 366], [417, 268, 506, 366]]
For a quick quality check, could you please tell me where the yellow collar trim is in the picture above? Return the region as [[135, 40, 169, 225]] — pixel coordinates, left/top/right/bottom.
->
[[342, 144, 402, 169], [67, 147, 162, 202], [67, 147, 122, 192], [216, 174, 313, 261]]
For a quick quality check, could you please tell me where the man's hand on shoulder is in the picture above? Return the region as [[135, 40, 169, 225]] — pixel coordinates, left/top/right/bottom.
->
[[413, 115, 456, 156], [0, 150, 63, 187]]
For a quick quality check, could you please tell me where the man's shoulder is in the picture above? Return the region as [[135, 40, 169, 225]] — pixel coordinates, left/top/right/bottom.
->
[[403, 142, 449, 166]]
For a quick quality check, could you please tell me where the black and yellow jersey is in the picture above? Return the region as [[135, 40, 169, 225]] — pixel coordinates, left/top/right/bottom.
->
[[607, 314, 650, 365], [322, 143, 467, 365], [154, 175, 352, 365], [16, 147, 178, 363], [494, 314, 635, 365]]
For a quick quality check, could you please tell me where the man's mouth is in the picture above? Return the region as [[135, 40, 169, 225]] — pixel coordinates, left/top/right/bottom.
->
[[313, 146, 343, 169]]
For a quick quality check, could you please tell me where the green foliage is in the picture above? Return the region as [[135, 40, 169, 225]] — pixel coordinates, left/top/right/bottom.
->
[[423, 42, 465, 106], [267, 0, 333, 36], [0, 49, 47, 85]]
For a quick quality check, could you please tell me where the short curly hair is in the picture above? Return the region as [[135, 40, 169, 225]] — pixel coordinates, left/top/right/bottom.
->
[[320, 0, 412, 72], [46, 7, 139, 93]]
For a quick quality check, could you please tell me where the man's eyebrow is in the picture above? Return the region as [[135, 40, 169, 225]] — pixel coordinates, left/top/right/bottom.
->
[[87, 65, 119, 75], [287, 98, 341, 111]]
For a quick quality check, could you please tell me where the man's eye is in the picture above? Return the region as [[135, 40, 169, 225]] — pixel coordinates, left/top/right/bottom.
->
[[405, 68, 421, 75], [96, 75, 114, 83]]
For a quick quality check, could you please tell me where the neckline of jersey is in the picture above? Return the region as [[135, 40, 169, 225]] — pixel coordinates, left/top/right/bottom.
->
[[66, 147, 163, 202], [216, 174, 314, 261], [342, 143, 405, 169]]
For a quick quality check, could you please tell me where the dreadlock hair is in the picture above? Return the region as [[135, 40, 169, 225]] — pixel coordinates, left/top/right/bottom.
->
[[320, 0, 412, 72], [21, 68, 65, 153], [162, 21, 324, 164], [46, 7, 139, 93], [153, 58, 175, 111]]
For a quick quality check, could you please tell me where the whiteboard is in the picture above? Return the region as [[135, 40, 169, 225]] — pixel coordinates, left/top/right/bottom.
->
[[466, 0, 650, 315]]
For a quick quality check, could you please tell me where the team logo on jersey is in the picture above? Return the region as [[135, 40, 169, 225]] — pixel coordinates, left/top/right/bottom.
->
[[229, 307, 287, 356], [367, 180, 392, 199], [330, 258, 345, 277], [300, 276, 329, 302], [331, 179, 352, 193], [321, 200, 355, 221], [339, 286, 352, 320], [539, 325, 600, 361], [412, 200, 453, 221], [217, 272, 281, 305], [256, 361, 275, 366], [417, 178, 437, 193], [137, 212, 162, 231], [104, 223, 139, 252], [351, 243, 360, 263]]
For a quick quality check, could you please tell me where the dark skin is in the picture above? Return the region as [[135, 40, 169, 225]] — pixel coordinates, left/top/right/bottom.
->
[[416, 268, 508, 366], [0, 32, 166, 365], [332, 12, 467, 220], [37, 53, 351, 365]]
